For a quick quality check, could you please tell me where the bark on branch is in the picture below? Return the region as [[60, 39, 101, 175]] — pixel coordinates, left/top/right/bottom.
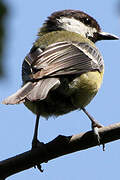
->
[[0, 122, 120, 180]]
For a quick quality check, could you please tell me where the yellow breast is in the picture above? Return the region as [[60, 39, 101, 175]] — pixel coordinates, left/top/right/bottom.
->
[[24, 70, 104, 117], [69, 70, 104, 108]]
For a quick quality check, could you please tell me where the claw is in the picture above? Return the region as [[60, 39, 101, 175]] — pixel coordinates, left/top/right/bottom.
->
[[34, 163, 44, 173], [93, 126, 105, 151], [93, 127, 100, 145], [32, 139, 47, 171], [102, 143, 105, 151], [36, 164, 44, 172]]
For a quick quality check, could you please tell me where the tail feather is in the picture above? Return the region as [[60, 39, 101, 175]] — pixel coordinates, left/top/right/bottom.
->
[[27, 78, 60, 101], [2, 78, 60, 105], [2, 82, 36, 105]]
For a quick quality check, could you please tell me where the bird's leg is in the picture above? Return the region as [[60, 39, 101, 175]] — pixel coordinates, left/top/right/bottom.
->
[[32, 115, 44, 172], [32, 115, 41, 148], [32, 115, 45, 148], [82, 107, 105, 151]]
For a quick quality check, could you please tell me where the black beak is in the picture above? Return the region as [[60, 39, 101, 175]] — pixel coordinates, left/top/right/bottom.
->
[[97, 31, 119, 41]]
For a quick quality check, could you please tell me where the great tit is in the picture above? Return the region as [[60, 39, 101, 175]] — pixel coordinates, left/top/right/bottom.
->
[[3, 9, 119, 147]]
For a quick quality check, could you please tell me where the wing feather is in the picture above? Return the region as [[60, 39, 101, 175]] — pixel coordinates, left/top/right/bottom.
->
[[3, 41, 104, 104], [32, 41, 104, 78]]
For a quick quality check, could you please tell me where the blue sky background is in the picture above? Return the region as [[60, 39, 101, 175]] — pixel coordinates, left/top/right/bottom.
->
[[0, 0, 120, 180]]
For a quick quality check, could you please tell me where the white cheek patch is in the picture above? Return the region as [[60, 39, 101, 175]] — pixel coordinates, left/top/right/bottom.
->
[[57, 17, 97, 38]]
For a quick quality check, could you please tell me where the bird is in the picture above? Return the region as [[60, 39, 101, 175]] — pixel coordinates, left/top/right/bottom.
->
[[3, 9, 119, 149]]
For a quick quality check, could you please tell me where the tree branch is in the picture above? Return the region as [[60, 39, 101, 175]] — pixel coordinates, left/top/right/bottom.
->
[[0, 122, 120, 179]]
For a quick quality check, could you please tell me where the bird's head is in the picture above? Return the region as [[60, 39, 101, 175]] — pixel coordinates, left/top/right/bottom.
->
[[40, 9, 119, 42]]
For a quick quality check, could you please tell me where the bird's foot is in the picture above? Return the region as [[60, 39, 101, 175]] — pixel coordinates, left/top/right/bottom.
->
[[82, 108, 105, 151], [34, 163, 44, 172], [32, 139, 45, 172], [92, 120, 105, 151], [32, 138, 44, 149]]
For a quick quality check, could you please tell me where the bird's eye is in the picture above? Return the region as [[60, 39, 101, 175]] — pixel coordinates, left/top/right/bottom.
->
[[83, 18, 91, 26]]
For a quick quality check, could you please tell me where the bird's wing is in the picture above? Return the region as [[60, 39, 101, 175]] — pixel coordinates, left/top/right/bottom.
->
[[2, 41, 104, 104], [31, 41, 104, 78]]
